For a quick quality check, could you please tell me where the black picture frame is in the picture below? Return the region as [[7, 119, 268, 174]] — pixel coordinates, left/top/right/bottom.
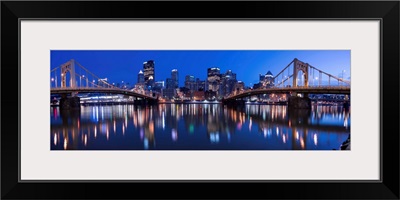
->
[[1, 1, 399, 199]]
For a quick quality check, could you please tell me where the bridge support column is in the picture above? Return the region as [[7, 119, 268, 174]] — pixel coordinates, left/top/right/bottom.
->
[[59, 94, 80, 110], [343, 95, 350, 111], [288, 96, 311, 109]]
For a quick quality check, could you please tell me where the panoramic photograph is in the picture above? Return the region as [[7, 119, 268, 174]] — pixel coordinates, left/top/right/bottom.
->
[[50, 50, 351, 150]]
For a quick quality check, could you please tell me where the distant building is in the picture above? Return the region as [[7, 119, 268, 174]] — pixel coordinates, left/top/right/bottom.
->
[[134, 83, 145, 94], [221, 70, 237, 97], [137, 70, 144, 84], [234, 81, 245, 94], [153, 81, 164, 94], [193, 91, 205, 101], [259, 73, 265, 83], [154, 81, 164, 88], [163, 88, 175, 100], [196, 78, 206, 91], [143, 60, 155, 88], [253, 82, 262, 89], [185, 75, 196, 91], [263, 71, 275, 88], [166, 78, 174, 89], [207, 67, 221, 94], [165, 77, 176, 99], [178, 87, 191, 100], [205, 90, 217, 100], [258, 71, 275, 88], [171, 69, 179, 88]]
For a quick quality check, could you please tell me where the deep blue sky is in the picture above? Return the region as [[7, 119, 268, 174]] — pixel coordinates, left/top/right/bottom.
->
[[51, 50, 350, 87]]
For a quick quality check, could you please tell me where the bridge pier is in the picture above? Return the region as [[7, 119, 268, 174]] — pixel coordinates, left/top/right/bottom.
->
[[59, 94, 80, 110], [343, 100, 350, 111], [288, 96, 311, 109]]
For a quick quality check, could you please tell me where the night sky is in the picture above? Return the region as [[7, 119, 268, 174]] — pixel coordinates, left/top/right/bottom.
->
[[51, 50, 350, 87]]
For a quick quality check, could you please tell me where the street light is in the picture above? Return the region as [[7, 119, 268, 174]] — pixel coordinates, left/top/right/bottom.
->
[[51, 77, 54, 87], [81, 75, 85, 87]]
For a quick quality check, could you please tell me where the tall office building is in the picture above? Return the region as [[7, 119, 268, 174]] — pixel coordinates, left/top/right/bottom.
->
[[221, 70, 237, 96], [164, 78, 176, 99], [143, 60, 155, 87], [234, 81, 245, 93], [255, 71, 275, 89], [207, 67, 221, 93], [185, 75, 196, 91], [137, 70, 145, 84], [263, 71, 275, 88], [196, 78, 206, 91], [171, 69, 179, 88], [153, 81, 165, 94], [259, 73, 266, 83]]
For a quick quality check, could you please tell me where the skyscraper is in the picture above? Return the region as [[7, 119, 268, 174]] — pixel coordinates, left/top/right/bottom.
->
[[234, 81, 245, 94], [171, 69, 179, 88], [196, 78, 205, 91], [185, 75, 196, 91], [264, 71, 275, 88], [164, 78, 176, 99], [143, 60, 155, 87], [221, 70, 237, 96], [137, 70, 144, 84], [153, 81, 165, 94], [255, 71, 275, 89], [207, 67, 221, 93]]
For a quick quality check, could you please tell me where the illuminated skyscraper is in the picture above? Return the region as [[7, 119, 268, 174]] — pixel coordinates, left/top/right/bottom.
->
[[264, 71, 275, 88], [255, 70, 275, 89], [137, 70, 145, 84], [143, 60, 155, 87], [207, 67, 221, 93]]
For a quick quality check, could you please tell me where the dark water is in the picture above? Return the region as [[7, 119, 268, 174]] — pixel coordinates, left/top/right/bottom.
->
[[50, 104, 350, 150]]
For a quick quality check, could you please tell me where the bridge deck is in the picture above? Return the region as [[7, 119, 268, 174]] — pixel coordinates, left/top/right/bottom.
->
[[225, 86, 350, 100], [50, 87, 157, 100]]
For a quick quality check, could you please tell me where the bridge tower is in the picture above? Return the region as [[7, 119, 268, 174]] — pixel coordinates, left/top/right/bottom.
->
[[61, 59, 76, 88], [292, 58, 309, 88]]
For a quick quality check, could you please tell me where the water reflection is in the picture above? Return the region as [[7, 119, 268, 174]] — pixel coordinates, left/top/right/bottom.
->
[[50, 104, 350, 150]]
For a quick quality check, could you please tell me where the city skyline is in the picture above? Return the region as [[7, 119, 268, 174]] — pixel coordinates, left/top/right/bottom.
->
[[50, 50, 351, 151], [51, 50, 351, 88]]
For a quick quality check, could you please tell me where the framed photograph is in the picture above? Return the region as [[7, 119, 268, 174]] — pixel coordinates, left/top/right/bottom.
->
[[2, 1, 399, 199]]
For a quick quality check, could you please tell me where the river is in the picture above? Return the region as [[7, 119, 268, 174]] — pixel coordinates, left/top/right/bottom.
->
[[50, 104, 350, 150]]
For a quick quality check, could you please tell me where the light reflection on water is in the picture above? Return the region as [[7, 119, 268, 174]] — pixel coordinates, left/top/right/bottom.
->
[[50, 104, 350, 150]]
